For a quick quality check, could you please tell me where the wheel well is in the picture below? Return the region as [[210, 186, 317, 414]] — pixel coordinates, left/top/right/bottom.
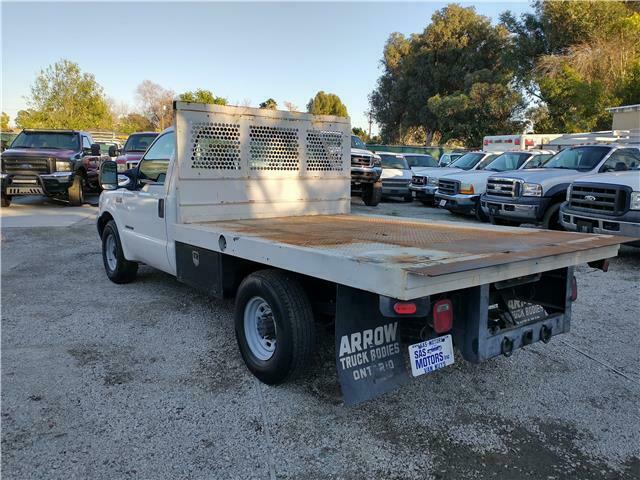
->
[[97, 212, 113, 237]]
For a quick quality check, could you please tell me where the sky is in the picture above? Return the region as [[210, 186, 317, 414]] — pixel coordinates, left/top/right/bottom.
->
[[1, 1, 534, 133]]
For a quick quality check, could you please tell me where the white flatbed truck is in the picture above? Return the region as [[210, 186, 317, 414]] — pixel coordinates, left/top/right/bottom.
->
[[97, 103, 633, 405]]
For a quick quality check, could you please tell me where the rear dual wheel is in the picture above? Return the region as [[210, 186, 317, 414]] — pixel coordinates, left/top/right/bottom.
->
[[235, 270, 315, 384]]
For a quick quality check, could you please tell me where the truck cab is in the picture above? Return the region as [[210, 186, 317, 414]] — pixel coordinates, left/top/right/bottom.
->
[[350, 135, 382, 206], [435, 150, 554, 220], [410, 151, 501, 205], [1, 129, 104, 207], [560, 170, 640, 244], [480, 144, 640, 229]]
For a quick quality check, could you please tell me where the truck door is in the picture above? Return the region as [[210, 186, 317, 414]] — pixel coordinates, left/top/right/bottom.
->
[[120, 131, 174, 272]]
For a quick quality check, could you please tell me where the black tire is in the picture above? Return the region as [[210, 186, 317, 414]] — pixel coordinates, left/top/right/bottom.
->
[[1, 193, 11, 208], [475, 201, 489, 222], [68, 173, 85, 206], [542, 202, 563, 230], [362, 181, 382, 206], [490, 215, 518, 227], [235, 270, 315, 385], [101, 220, 138, 284], [403, 193, 413, 203], [419, 199, 433, 206]]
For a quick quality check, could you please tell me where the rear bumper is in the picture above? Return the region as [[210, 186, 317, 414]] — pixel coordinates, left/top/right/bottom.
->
[[480, 195, 545, 222], [435, 192, 478, 214], [1, 172, 74, 196], [560, 204, 640, 245]]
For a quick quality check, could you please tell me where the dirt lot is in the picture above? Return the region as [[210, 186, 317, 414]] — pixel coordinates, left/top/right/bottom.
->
[[2, 196, 639, 479]]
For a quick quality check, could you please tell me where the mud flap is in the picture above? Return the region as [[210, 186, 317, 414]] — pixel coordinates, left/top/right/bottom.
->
[[335, 285, 408, 406]]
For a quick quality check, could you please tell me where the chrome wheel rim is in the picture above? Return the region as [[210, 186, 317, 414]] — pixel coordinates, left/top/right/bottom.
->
[[244, 296, 277, 361], [105, 234, 117, 272]]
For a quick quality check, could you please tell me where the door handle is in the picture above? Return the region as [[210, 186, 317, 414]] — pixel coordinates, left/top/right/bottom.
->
[[158, 199, 165, 218]]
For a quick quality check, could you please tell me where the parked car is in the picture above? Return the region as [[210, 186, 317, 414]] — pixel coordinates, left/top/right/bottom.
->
[[438, 152, 464, 167], [378, 152, 413, 202], [404, 153, 438, 174], [1, 129, 105, 207], [116, 132, 159, 172], [410, 151, 501, 205], [480, 144, 640, 229], [350, 135, 383, 206], [435, 150, 555, 220], [560, 170, 640, 245]]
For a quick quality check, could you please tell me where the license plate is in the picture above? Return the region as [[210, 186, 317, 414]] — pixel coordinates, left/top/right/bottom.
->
[[439, 199, 447, 207], [408, 335, 455, 377], [576, 220, 594, 233], [7, 186, 44, 195]]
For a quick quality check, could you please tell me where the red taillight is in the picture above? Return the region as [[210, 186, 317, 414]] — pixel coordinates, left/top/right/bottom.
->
[[484, 140, 489, 145], [515, 138, 521, 145], [571, 276, 578, 302], [393, 302, 417, 315], [525, 139, 535, 146], [433, 299, 453, 333]]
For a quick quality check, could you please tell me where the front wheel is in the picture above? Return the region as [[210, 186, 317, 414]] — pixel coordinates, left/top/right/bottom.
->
[[403, 193, 413, 203], [235, 270, 315, 384], [361, 181, 382, 206], [102, 220, 138, 283], [68, 173, 85, 206], [1, 193, 11, 208], [542, 203, 563, 230], [475, 201, 489, 222]]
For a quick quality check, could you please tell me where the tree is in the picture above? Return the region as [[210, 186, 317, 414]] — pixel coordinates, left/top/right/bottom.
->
[[259, 98, 278, 110], [16, 59, 112, 130], [116, 113, 154, 134], [306, 91, 348, 117], [283, 101, 298, 112], [501, 1, 640, 132], [369, 5, 523, 146], [136, 80, 175, 130], [179, 89, 227, 105], [352, 127, 370, 143], [1, 112, 9, 131]]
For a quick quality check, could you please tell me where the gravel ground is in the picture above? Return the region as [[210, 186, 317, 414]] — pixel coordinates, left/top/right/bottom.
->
[[2, 197, 639, 479]]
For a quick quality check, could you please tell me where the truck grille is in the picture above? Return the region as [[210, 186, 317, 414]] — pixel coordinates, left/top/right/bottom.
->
[[569, 183, 628, 215], [411, 175, 426, 186], [438, 179, 459, 195], [2, 156, 51, 174], [487, 178, 518, 197], [351, 155, 372, 167]]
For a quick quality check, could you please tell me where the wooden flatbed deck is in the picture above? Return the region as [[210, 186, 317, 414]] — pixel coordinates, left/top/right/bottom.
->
[[174, 214, 630, 300]]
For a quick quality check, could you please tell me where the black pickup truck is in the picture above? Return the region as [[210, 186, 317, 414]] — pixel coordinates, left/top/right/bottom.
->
[[0, 129, 106, 207]]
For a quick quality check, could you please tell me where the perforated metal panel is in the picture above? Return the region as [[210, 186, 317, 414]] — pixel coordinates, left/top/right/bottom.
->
[[249, 125, 299, 171], [175, 102, 351, 222], [306, 130, 344, 171], [190, 122, 241, 170]]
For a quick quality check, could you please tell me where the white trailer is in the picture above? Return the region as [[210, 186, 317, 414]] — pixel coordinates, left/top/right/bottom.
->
[[96, 103, 633, 405], [483, 134, 563, 152]]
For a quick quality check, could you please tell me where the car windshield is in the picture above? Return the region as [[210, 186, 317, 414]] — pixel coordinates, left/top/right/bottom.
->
[[11, 131, 79, 150], [484, 152, 531, 172], [351, 135, 367, 150], [544, 146, 611, 171], [379, 154, 408, 169], [405, 154, 437, 168], [123, 133, 158, 152], [450, 152, 485, 170]]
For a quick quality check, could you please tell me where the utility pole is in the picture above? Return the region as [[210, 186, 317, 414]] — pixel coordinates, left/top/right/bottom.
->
[[366, 110, 373, 138]]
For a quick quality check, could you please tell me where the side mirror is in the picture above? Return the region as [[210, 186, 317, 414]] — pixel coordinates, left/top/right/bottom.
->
[[91, 143, 101, 156], [108, 145, 118, 157], [99, 160, 118, 190]]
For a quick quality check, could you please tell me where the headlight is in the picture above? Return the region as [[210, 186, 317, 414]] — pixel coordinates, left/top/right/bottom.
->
[[55, 161, 72, 172], [459, 183, 475, 195], [566, 185, 572, 202], [631, 192, 640, 210], [522, 182, 542, 197], [117, 161, 126, 173], [428, 177, 438, 186]]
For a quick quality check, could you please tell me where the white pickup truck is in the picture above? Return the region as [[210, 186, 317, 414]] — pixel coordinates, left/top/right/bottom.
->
[[96, 103, 631, 405]]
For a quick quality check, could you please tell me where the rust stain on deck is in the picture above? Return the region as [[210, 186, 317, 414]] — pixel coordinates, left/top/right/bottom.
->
[[207, 214, 633, 275]]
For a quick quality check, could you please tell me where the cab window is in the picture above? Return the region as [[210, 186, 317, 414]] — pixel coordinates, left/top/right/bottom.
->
[[137, 132, 175, 184], [600, 148, 640, 172], [82, 136, 91, 149]]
